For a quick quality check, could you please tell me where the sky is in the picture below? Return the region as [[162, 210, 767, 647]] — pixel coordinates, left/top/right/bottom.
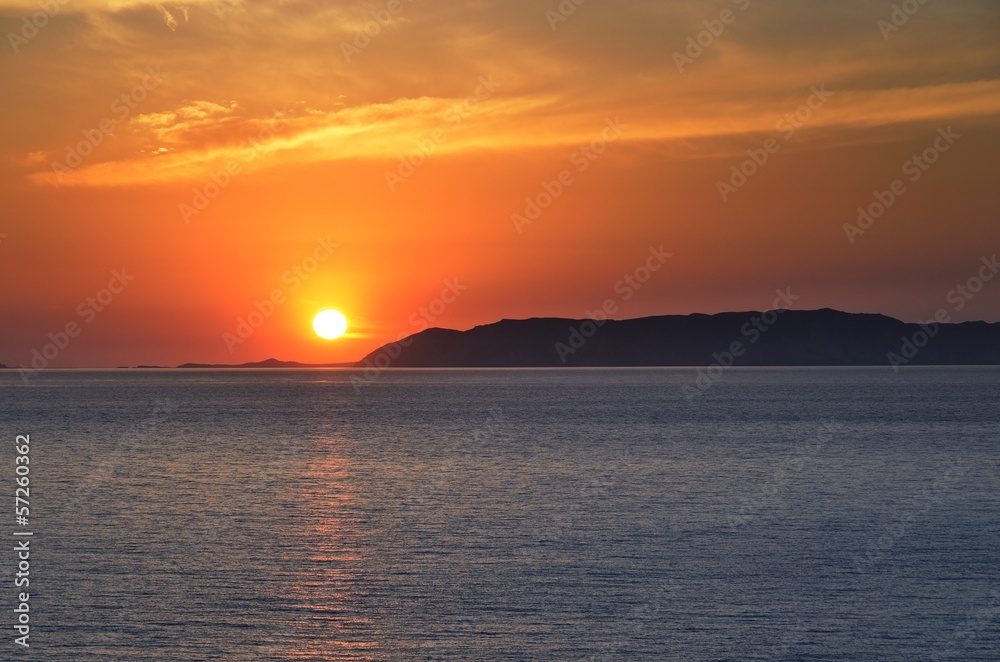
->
[[1, 0, 998, 367]]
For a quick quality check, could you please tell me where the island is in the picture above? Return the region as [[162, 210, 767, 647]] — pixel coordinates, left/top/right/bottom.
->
[[137, 308, 1000, 369]]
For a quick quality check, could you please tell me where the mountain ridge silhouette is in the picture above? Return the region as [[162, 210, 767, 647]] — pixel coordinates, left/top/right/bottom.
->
[[357, 308, 1000, 367]]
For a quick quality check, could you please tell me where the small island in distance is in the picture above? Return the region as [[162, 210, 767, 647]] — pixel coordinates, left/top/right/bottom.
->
[[170, 358, 357, 369], [152, 308, 999, 369]]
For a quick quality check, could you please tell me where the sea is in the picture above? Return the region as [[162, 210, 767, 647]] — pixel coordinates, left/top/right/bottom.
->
[[1, 367, 998, 660]]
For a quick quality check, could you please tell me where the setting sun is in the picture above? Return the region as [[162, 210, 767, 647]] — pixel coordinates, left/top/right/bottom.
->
[[313, 309, 348, 340]]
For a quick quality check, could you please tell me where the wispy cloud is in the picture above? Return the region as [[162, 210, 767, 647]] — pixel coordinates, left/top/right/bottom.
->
[[24, 76, 1000, 188], [5, 0, 999, 187]]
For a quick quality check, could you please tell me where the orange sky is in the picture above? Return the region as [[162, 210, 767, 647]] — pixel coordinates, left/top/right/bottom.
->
[[1, 0, 999, 367]]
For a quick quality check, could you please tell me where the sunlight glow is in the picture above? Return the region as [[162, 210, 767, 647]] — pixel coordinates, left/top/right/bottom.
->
[[313, 309, 348, 340]]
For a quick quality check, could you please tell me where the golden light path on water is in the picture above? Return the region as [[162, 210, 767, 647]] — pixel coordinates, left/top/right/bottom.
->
[[267, 438, 380, 660]]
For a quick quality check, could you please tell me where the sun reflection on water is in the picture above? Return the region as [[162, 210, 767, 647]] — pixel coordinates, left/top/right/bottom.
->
[[263, 438, 380, 660]]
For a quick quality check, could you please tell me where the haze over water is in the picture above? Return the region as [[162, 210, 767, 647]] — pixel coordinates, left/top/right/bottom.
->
[[3, 367, 998, 660]]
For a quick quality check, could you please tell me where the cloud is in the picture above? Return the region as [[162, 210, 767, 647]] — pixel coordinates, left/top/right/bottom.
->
[[131, 100, 241, 144], [4, 0, 999, 188], [24, 74, 1000, 189]]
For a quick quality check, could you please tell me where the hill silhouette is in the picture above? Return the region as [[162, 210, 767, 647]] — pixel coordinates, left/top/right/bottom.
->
[[357, 308, 1000, 367], [176, 358, 353, 369]]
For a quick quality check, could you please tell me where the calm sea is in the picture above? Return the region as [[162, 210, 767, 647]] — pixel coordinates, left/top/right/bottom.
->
[[1, 367, 998, 660]]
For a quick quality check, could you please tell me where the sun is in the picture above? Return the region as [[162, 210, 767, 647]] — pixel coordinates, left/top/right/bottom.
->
[[313, 309, 348, 340]]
